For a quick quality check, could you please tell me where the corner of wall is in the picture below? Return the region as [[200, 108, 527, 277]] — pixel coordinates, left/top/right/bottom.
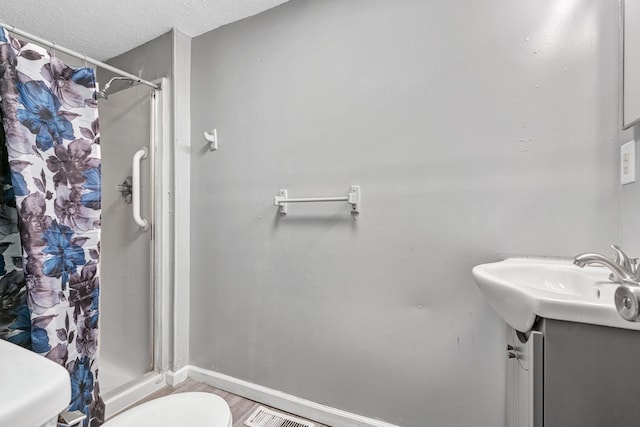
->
[[171, 28, 192, 371]]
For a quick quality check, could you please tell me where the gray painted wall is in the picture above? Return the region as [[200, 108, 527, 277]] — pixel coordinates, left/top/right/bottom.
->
[[620, 124, 640, 253], [620, 125, 635, 253], [99, 31, 173, 93], [189, 1, 620, 426]]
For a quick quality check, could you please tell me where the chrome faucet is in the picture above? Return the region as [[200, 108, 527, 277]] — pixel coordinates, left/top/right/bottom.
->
[[610, 245, 638, 274], [574, 245, 640, 322], [573, 245, 640, 285]]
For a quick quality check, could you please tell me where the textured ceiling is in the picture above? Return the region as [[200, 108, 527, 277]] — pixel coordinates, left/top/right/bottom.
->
[[0, 0, 290, 61]]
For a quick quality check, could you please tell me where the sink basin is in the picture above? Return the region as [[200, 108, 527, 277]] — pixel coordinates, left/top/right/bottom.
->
[[0, 339, 70, 426], [472, 257, 640, 332]]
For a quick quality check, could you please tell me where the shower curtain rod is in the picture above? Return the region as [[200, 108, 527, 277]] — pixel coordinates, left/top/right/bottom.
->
[[0, 22, 161, 90]]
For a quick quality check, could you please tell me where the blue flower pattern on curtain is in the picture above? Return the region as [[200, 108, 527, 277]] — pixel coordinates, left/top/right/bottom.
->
[[0, 27, 104, 426]]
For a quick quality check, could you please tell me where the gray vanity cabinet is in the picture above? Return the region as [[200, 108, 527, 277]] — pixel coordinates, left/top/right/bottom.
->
[[508, 319, 640, 427]]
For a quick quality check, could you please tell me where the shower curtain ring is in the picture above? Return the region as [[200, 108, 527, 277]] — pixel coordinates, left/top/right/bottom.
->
[[83, 54, 88, 68], [51, 41, 56, 57]]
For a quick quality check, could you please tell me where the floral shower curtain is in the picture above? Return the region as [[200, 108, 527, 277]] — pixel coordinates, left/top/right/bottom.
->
[[0, 27, 104, 426]]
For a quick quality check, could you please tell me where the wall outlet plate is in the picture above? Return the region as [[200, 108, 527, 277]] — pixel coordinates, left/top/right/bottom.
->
[[621, 139, 636, 185]]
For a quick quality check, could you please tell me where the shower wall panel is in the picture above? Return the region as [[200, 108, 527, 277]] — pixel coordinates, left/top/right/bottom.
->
[[99, 85, 153, 394]]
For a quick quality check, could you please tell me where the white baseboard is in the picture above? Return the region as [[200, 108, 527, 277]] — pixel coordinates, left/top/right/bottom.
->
[[104, 373, 167, 419], [167, 366, 189, 386], [188, 365, 400, 427]]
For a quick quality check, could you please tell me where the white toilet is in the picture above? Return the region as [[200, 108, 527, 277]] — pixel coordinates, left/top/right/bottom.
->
[[102, 392, 232, 427]]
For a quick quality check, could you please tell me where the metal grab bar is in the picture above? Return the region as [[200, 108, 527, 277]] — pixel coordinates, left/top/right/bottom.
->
[[274, 185, 361, 214], [132, 147, 149, 231]]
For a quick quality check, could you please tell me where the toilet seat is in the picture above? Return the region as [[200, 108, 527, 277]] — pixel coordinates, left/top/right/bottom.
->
[[103, 392, 232, 427]]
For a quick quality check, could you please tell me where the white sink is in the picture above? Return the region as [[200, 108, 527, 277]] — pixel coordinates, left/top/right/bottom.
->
[[472, 257, 640, 332], [0, 339, 70, 426]]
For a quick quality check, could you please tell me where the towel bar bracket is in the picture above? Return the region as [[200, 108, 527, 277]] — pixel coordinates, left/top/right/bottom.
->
[[347, 185, 361, 214], [276, 189, 289, 214], [274, 185, 361, 215]]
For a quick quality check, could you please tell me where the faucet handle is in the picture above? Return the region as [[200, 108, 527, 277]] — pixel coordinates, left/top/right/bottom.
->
[[612, 245, 633, 272], [630, 258, 640, 281]]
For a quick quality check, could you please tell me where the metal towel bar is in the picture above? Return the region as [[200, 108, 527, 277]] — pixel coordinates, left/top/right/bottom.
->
[[274, 185, 361, 215]]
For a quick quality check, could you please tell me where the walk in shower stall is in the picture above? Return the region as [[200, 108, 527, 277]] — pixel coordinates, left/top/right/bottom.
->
[[96, 77, 169, 417], [99, 83, 154, 393]]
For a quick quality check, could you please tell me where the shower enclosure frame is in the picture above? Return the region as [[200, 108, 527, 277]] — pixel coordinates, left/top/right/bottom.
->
[[103, 77, 172, 419]]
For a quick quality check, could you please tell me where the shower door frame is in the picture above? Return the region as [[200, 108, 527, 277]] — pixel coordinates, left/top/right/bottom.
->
[[103, 77, 172, 418]]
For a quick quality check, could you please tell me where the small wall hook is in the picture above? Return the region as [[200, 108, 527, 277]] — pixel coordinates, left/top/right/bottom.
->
[[204, 129, 218, 151]]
